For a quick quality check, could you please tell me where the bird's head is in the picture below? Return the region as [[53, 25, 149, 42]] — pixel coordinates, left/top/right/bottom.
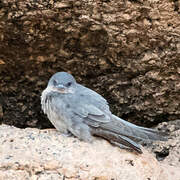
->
[[47, 72, 76, 94]]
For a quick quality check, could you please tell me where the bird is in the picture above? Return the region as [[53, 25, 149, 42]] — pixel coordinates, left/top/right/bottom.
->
[[41, 72, 167, 154]]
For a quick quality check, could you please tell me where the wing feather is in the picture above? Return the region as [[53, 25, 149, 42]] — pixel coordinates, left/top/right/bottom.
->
[[70, 84, 111, 124]]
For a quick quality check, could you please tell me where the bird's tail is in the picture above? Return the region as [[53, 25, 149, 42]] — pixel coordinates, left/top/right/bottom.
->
[[91, 115, 167, 153], [91, 127, 143, 153]]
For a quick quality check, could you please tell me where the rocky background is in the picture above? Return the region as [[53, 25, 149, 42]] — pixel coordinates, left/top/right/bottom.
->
[[0, 0, 180, 179], [0, 0, 180, 129]]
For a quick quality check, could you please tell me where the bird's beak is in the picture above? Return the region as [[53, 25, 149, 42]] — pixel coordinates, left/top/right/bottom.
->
[[56, 84, 66, 92], [52, 84, 73, 94]]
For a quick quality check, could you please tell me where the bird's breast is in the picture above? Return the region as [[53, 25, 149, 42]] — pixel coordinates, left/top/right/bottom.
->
[[41, 91, 70, 133]]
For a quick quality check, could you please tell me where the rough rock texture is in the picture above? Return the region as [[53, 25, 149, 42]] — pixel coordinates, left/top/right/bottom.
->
[[0, 0, 180, 128], [0, 124, 179, 180], [146, 119, 180, 167]]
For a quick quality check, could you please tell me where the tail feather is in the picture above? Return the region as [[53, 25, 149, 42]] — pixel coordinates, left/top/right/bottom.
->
[[91, 128, 142, 154], [89, 115, 168, 153], [100, 115, 168, 142], [138, 126, 167, 141]]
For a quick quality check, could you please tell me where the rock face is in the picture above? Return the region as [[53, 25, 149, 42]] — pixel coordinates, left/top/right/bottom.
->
[[146, 120, 180, 167], [0, 0, 180, 128], [0, 124, 179, 180]]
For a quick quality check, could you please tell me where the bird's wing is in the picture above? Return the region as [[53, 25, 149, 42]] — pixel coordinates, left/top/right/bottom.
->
[[69, 85, 167, 142], [70, 84, 112, 126]]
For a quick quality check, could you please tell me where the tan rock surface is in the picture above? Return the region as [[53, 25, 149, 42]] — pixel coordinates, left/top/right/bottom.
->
[[0, 125, 179, 180]]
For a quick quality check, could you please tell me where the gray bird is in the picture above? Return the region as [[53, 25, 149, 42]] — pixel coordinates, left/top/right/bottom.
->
[[41, 72, 167, 154]]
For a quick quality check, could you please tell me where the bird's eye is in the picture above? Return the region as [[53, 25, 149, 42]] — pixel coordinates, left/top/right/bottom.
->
[[66, 82, 72, 87], [53, 80, 58, 86]]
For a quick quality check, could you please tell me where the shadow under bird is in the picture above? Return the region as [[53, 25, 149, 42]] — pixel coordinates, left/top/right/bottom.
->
[[41, 72, 167, 154]]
